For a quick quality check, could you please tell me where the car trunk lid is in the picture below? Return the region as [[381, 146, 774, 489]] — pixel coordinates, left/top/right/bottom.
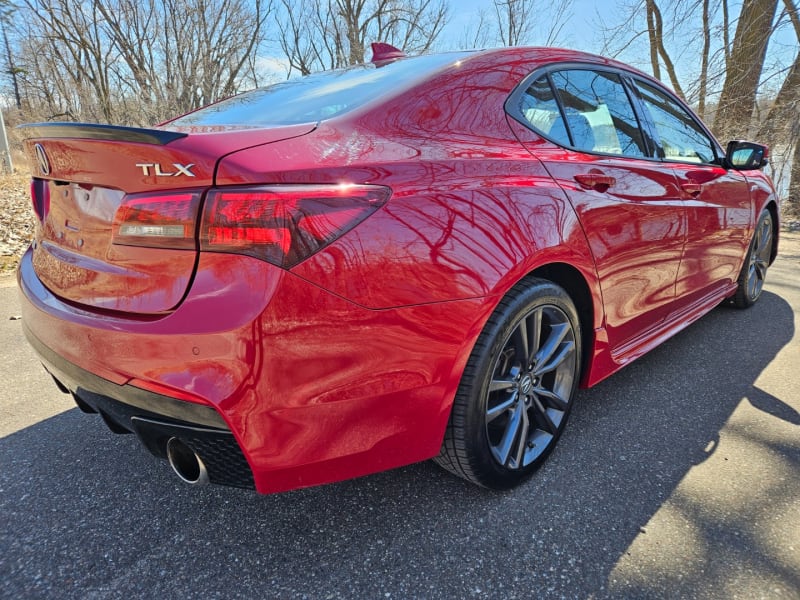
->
[[20, 122, 315, 314]]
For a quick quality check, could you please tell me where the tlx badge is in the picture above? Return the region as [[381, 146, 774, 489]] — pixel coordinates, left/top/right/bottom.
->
[[135, 162, 195, 177]]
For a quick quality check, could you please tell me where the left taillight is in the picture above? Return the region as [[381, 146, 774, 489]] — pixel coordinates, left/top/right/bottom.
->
[[30, 178, 50, 221], [112, 189, 204, 250], [199, 184, 390, 268]]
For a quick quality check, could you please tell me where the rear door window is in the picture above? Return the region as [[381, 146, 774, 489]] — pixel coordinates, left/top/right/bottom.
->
[[550, 70, 647, 157], [515, 69, 649, 158]]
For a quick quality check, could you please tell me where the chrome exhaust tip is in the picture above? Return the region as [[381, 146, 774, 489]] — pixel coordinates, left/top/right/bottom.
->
[[166, 437, 209, 486]]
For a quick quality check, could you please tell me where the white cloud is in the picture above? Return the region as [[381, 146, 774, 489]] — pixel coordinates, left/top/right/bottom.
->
[[254, 55, 293, 85]]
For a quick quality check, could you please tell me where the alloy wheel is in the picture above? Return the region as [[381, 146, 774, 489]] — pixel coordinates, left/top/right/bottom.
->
[[485, 305, 577, 469]]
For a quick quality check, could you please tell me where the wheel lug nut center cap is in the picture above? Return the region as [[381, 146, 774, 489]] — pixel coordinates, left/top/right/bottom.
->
[[520, 375, 534, 395]]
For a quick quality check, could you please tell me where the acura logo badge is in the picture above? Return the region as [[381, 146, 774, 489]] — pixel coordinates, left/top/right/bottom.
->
[[34, 143, 50, 176]]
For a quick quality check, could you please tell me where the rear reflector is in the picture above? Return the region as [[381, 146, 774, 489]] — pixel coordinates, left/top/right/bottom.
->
[[30, 178, 50, 221], [112, 190, 203, 249], [200, 184, 390, 268]]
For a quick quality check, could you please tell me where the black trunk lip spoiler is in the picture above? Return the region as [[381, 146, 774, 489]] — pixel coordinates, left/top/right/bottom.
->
[[17, 122, 188, 145]]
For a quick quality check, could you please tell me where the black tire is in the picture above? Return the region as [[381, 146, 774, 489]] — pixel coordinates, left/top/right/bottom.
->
[[733, 209, 774, 308], [435, 278, 581, 489]]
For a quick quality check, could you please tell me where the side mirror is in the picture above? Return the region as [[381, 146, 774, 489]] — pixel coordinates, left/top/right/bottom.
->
[[725, 140, 768, 170]]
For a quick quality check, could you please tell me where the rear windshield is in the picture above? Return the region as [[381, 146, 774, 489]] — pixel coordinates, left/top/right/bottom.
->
[[171, 52, 472, 127]]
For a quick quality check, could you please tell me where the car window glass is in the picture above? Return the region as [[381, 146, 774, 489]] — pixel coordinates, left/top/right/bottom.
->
[[634, 81, 716, 164], [171, 51, 472, 127], [517, 76, 571, 146], [550, 70, 647, 157]]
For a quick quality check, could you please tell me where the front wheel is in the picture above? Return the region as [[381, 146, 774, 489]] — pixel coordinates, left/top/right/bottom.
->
[[733, 209, 774, 308], [435, 279, 581, 489]]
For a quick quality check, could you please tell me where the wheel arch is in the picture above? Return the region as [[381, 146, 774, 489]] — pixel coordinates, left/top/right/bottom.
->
[[764, 200, 780, 266], [525, 262, 595, 386]]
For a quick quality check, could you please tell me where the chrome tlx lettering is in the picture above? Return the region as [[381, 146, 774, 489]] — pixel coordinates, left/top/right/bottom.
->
[[135, 163, 196, 177]]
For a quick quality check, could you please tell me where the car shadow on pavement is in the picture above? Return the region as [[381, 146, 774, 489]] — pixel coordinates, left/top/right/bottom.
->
[[0, 291, 795, 598]]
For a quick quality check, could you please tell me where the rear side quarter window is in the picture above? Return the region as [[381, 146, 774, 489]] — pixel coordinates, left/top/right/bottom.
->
[[517, 76, 571, 147]]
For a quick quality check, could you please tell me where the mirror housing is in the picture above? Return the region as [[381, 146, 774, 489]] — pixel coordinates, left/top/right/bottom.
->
[[725, 140, 768, 170]]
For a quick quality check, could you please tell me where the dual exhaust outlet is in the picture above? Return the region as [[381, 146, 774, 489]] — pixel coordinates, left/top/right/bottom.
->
[[166, 437, 209, 486]]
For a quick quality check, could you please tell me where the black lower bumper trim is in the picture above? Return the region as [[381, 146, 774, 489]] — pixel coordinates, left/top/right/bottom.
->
[[132, 417, 255, 489]]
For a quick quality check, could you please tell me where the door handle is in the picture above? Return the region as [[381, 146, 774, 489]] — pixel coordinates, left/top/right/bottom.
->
[[681, 183, 703, 198], [574, 173, 616, 192]]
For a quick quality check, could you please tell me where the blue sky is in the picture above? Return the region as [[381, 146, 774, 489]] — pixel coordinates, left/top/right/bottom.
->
[[439, 0, 627, 54], [436, 0, 798, 96]]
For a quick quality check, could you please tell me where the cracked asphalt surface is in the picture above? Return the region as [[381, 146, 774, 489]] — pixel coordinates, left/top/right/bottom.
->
[[1, 233, 798, 599]]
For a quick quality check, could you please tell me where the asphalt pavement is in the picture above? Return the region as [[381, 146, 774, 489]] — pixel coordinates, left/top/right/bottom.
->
[[1, 233, 798, 599]]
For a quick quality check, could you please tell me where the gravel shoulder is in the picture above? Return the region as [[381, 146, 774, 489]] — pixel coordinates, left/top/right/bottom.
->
[[0, 173, 34, 275]]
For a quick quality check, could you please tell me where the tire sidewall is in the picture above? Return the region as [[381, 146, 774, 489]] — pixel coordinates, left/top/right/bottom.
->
[[736, 209, 773, 307]]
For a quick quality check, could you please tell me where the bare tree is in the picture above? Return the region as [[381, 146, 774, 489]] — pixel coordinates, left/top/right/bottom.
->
[[604, 0, 729, 106], [492, 0, 573, 47], [277, 0, 448, 76], [713, 0, 779, 141], [14, 0, 272, 125], [601, 0, 798, 214], [696, 0, 711, 118], [0, 3, 20, 109], [494, 0, 533, 46], [457, 8, 494, 49], [757, 1, 800, 143], [762, 0, 800, 210], [644, 0, 685, 97], [15, 0, 117, 121]]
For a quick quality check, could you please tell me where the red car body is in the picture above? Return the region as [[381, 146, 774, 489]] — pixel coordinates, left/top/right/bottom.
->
[[17, 47, 779, 494]]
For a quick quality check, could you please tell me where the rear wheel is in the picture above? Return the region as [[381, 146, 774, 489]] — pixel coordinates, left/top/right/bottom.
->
[[733, 209, 773, 308], [435, 279, 581, 489]]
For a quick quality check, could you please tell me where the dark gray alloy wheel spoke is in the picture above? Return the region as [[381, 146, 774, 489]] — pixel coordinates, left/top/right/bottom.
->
[[492, 398, 527, 466], [528, 309, 542, 364], [488, 378, 516, 393], [486, 392, 518, 422], [532, 385, 569, 411], [531, 396, 558, 434], [485, 304, 577, 470], [757, 221, 773, 260], [533, 323, 573, 374], [512, 318, 529, 362]]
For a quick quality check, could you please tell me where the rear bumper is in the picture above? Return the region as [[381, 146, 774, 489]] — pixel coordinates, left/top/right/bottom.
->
[[18, 246, 488, 494], [25, 322, 255, 489], [25, 322, 227, 429]]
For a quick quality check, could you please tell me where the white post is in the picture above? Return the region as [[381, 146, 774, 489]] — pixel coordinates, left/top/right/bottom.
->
[[0, 108, 12, 173]]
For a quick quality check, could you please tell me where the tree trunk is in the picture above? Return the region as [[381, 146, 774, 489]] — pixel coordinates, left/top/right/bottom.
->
[[646, 2, 661, 79], [2, 24, 20, 108], [722, 0, 731, 66], [771, 0, 800, 215], [698, 0, 711, 119], [756, 52, 800, 142], [645, 0, 685, 98], [788, 134, 800, 214], [713, 0, 779, 142]]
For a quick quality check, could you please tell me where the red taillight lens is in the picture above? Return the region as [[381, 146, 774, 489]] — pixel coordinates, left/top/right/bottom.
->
[[112, 190, 203, 249], [200, 184, 390, 268], [30, 178, 50, 221]]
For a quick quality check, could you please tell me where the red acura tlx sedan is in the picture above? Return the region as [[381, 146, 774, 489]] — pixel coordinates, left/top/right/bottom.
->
[[17, 44, 778, 494]]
